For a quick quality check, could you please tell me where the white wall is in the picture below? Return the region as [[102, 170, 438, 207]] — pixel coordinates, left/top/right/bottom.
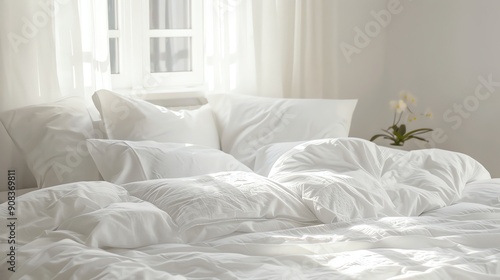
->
[[330, 0, 500, 177]]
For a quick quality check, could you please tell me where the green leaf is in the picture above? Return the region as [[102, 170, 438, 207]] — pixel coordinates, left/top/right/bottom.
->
[[407, 135, 428, 142], [399, 124, 407, 136], [404, 128, 433, 137], [370, 133, 393, 142], [392, 126, 404, 140], [382, 129, 393, 135]]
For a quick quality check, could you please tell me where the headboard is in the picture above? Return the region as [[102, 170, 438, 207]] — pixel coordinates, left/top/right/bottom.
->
[[0, 94, 208, 202]]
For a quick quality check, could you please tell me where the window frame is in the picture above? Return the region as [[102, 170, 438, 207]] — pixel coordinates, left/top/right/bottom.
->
[[109, 0, 204, 91]]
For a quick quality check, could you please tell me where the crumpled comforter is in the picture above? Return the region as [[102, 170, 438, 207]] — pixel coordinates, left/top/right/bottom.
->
[[1, 138, 499, 279], [270, 138, 491, 222]]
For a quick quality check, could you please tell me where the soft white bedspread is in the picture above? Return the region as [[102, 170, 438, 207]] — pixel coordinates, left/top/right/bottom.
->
[[269, 138, 491, 222], [1, 138, 499, 279]]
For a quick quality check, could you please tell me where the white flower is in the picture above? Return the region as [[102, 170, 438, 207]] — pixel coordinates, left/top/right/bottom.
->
[[407, 114, 418, 122], [399, 90, 416, 105], [424, 109, 433, 119], [390, 99, 407, 114]]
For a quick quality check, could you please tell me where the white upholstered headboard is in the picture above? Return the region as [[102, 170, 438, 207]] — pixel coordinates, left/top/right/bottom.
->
[[0, 94, 208, 202]]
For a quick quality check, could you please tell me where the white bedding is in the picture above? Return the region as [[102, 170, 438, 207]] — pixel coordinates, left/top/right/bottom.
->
[[1, 138, 499, 279]]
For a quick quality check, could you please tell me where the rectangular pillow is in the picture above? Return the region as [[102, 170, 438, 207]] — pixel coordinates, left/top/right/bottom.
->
[[87, 139, 252, 184], [207, 94, 357, 168], [92, 90, 220, 149], [0, 97, 101, 188]]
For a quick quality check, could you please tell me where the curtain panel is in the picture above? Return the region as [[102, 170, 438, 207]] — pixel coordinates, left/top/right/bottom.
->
[[204, 0, 337, 99], [0, 0, 111, 112]]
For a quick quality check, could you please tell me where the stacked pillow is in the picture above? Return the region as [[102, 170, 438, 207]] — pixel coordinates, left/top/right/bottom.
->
[[87, 140, 252, 184], [0, 97, 101, 188], [0, 91, 357, 187], [92, 90, 220, 149], [208, 94, 358, 168]]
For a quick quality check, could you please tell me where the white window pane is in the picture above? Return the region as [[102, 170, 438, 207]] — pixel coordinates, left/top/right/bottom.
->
[[150, 37, 192, 73], [108, 0, 119, 30], [149, 0, 191, 29], [109, 38, 120, 74]]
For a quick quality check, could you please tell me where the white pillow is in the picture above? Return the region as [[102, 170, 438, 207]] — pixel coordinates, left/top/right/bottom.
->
[[0, 97, 101, 188], [92, 90, 220, 149], [207, 94, 357, 168], [87, 139, 252, 184]]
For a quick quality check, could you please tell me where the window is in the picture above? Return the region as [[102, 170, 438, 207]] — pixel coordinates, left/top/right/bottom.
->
[[107, 0, 204, 90]]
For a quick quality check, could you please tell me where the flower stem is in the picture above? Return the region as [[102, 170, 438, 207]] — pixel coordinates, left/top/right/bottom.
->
[[395, 111, 403, 126]]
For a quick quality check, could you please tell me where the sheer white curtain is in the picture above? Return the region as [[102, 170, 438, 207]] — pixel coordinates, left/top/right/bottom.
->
[[205, 0, 337, 98], [204, 0, 258, 96], [0, 0, 111, 112]]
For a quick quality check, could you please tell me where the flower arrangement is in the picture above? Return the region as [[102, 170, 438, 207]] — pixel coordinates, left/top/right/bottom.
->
[[370, 91, 433, 146]]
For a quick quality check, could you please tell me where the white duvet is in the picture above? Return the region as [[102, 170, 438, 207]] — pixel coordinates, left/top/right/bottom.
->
[[1, 138, 500, 279], [270, 138, 491, 221]]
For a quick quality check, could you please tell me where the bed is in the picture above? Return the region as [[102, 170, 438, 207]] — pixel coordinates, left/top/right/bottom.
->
[[1, 91, 499, 279]]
